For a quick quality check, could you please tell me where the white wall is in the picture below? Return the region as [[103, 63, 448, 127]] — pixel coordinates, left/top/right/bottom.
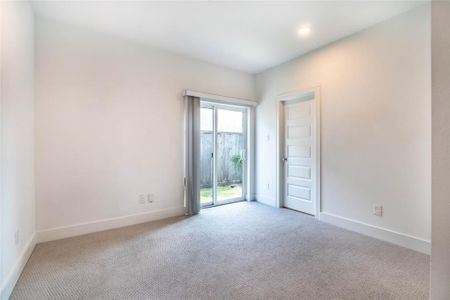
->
[[431, 2, 450, 299], [255, 6, 431, 251], [0, 1, 36, 299], [35, 18, 255, 235]]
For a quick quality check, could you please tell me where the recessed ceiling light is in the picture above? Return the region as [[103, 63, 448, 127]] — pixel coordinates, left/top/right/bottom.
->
[[298, 26, 311, 37]]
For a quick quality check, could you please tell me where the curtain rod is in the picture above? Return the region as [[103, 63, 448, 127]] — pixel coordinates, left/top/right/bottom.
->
[[184, 90, 257, 107]]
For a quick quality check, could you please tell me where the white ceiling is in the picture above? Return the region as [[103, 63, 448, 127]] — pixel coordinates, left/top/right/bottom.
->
[[30, 1, 425, 74]]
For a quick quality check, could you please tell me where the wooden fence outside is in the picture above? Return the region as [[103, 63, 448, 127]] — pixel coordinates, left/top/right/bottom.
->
[[200, 131, 243, 187]]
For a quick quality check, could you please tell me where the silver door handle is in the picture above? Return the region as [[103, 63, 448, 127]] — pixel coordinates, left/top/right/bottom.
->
[[282, 158, 288, 162], [241, 149, 246, 161]]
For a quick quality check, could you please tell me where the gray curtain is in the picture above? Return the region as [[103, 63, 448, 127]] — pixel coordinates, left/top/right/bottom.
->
[[185, 96, 201, 215]]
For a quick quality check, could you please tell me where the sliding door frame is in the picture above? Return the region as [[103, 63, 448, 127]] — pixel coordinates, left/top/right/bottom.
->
[[183, 89, 256, 212], [201, 101, 249, 207]]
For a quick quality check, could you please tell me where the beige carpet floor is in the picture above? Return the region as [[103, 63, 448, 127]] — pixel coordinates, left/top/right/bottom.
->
[[11, 202, 429, 299]]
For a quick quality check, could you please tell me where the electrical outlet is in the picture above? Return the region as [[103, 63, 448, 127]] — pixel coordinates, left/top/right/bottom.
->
[[14, 230, 19, 245], [373, 204, 383, 217], [138, 194, 146, 204], [147, 193, 154, 203]]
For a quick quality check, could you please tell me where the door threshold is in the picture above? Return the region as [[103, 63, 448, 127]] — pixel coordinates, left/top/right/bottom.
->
[[201, 199, 246, 209]]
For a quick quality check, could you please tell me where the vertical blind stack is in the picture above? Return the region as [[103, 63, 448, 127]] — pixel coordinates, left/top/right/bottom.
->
[[184, 96, 201, 215]]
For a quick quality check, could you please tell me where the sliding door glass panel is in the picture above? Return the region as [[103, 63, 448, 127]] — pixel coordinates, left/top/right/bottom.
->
[[216, 108, 244, 202], [200, 107, 214, 206]]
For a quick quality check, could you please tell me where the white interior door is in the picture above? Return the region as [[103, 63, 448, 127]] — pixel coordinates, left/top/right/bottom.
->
[[283, 99, 316, 215]]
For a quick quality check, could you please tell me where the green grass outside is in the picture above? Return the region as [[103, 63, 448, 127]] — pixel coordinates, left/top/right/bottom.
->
[[200, 184, 242, 205]]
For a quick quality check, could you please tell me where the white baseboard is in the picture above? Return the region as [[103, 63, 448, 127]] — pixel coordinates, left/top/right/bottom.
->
[[255, 194, 276, 207], [37, 206, 186, 243], [254, 197, 430, 254], [320, 212, 430, 255], [0, 233, 37, 300]]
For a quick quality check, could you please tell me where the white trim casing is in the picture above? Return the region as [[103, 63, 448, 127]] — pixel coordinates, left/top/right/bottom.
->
[[276, 87, 321, 218], [0, 234, 37, 300], [184, 90, 257, 107], [247, 106, 256, 201], [320, 212, 431, 255], [36, 207, 185, 243]]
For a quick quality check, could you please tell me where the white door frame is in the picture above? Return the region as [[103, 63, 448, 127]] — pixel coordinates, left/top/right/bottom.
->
[[200, 100, 251, 206], [275, 87, 321, 219]]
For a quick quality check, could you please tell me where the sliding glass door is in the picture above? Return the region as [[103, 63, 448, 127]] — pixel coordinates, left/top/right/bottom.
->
[[200, 102, 247, 207]]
